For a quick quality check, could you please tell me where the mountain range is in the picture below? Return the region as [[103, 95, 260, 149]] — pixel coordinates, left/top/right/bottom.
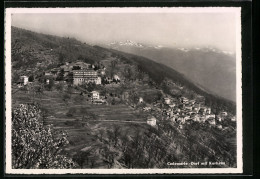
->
[[104, 40, 236, 102]]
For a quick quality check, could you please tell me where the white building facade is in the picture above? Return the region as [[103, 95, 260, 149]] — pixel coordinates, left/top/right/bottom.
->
[[20, 76, 28, 85], [147, 117, 156, 126], [91, 91, 100, 100], [73, 69, 100, 85]]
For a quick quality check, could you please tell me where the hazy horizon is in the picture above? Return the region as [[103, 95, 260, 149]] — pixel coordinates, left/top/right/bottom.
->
[[12, 12, 237, 52]]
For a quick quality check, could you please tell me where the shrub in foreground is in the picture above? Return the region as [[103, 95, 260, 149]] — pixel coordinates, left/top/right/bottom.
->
[[12, 104, 76, 169]]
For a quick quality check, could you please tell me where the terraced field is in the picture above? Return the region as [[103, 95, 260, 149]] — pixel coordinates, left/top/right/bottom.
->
[[12, 86, 149, 161], [13, 87, 148, 121]]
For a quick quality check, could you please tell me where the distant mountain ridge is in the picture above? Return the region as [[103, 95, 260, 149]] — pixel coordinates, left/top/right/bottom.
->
[[107, 40, 235, 55], [103, 41, 236, 102]]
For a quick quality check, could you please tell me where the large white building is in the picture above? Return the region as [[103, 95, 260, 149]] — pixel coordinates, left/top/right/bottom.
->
[[73, 69, 101, 85]]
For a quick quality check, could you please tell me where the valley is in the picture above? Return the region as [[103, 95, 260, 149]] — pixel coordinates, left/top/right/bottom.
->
[[105, 41, 236, 102]]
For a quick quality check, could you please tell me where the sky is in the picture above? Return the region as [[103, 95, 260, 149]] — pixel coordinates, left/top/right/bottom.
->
[[11, 11, 237, 52]]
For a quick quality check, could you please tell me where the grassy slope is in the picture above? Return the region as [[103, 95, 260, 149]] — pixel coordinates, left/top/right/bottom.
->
[[12, 87, 148, 167], [11, 26, 110, 70]]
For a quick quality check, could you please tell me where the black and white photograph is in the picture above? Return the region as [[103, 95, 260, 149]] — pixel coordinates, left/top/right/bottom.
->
[[5, 7, 242, 174]]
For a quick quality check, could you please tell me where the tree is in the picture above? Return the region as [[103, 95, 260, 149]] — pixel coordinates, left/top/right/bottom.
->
[[136, 71, 144, 81], [66, 86, 74, 98], [12, 73, 20, 83], [123, 65, 134, 81], [161, 79, 171, 95], [112, 125, 121, 147], [56, 69, 64, 81], [111, 98, 116, 105], [78, 55, 84, 61], [58, 53, 65, 64], [107, 60, 118, 78], [12, 104, 75, 169], [72, 66, 81, 70], [62, 93, 71, 106], [129, 90, 139, 104], [41, 108, 49, 126], [86, 82, 96, 92], [55, 83, 64, 92], [45, 79, 54, 91], [30, 84, 43, 102], [74, 95, 84, 104], [72, 151, 90, 168], [28, 75, 34, 82], [66, 108, 76, 117], [143, 91, 162, 104], [99, 129, 105, 142], [67, 72, 74, 83]]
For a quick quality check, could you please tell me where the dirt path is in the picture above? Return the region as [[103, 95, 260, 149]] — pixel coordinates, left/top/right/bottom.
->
[[85, 120, 146, 124]]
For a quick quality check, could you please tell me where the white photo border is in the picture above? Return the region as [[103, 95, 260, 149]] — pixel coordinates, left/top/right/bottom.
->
[[5, 7, 242, 174]]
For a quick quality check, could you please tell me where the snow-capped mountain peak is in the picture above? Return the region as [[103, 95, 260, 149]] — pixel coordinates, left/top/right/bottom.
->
[[178, 47, 189, 52], [107, 40, 165, 49], [193, 47, 235, 56], [154, 45, 163, 49], [108, 40, 144, 48]]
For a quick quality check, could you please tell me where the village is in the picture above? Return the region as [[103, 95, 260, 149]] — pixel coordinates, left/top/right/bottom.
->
[[15, 59, 236, 132]]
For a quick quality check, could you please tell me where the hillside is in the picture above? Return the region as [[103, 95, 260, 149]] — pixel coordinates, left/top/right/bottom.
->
[[11, 26, 236, 114], [95, 46, 236, 114], [104, 43, 236, 102], [11, 26, 109, 70], [11, 26, 237, 169]]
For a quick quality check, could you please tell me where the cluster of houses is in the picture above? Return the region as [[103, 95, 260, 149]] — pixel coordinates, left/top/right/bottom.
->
[[54, 61, 104, 85], [50, 61, 121, 86], [16, 61, 122, 88], [146, 96, 236, 129], [15, 60, 124, 108], [15, 61, 236, 130]]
